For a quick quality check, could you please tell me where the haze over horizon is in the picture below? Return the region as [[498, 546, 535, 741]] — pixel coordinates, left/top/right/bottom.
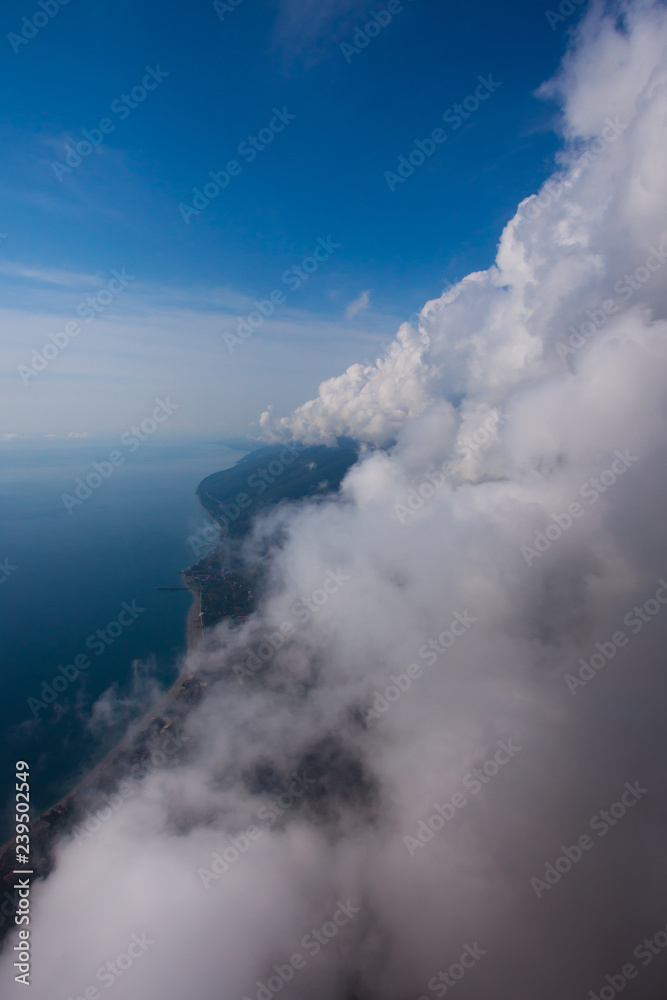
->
[[1, 0, 570, 442]]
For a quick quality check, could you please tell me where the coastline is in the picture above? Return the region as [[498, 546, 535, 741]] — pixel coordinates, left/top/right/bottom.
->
[[45, 576, 203, 808], [184, 575, 203, 651], [0, 573, 204, 861]]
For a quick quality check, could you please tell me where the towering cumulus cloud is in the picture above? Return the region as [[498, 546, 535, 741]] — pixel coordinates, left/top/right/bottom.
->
[[4, 3, 667, 998]]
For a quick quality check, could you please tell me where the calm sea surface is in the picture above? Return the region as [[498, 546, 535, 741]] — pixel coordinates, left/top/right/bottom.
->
[[0, 440, 240, 839]]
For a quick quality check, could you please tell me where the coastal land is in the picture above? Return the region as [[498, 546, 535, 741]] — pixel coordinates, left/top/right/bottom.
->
[[0, 439, 359, 945]]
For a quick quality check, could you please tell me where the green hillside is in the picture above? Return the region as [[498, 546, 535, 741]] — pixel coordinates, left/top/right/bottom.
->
[[197, 439, 360, 538]]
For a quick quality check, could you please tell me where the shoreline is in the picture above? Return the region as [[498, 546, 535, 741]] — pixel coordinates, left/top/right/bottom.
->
[[0, 570, 205, 859], [184, 573, 203, 652], [43, 575, 203, 807]]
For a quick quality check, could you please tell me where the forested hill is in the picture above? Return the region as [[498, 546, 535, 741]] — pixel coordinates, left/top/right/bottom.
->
[[196, 439, 360, 538]]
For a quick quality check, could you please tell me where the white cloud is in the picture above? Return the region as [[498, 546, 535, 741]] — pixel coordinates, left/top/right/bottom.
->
[[345, 289, 372, 320], [4, 4, 667, 999], [260, 321, 437, 445]]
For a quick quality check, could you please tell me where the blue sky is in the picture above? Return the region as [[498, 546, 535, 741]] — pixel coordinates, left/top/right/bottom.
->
[[0, 0, 587, 441]]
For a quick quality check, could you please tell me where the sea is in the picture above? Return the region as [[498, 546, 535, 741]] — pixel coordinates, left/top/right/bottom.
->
[[0, 439, 242, 841]]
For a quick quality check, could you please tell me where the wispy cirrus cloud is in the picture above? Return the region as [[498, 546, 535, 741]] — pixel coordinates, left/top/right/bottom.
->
[[272, 0, 371, 64], [0, 260, 100, 289]]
